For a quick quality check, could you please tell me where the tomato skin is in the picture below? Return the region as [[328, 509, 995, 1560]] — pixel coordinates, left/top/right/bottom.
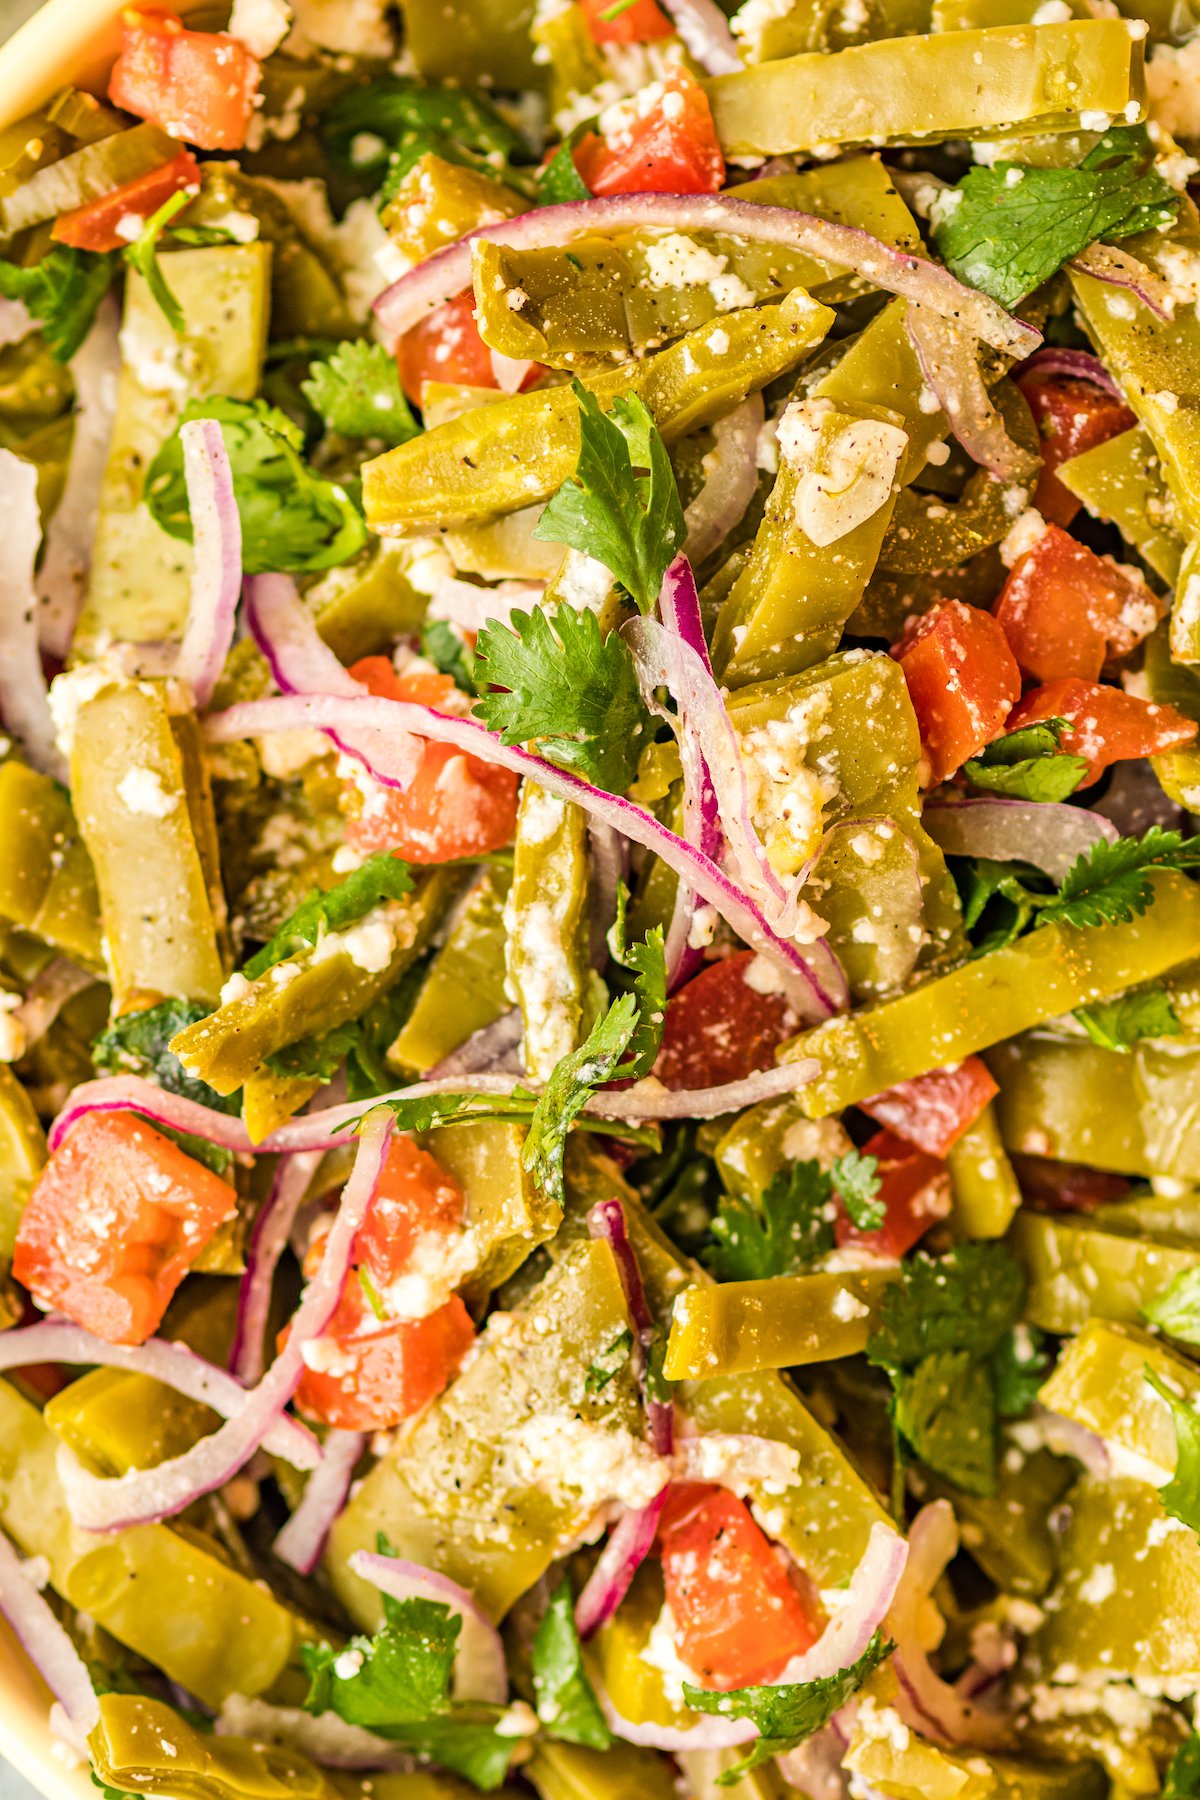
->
[[993, 523, 1161, 684], [396, 292, 496, 409], [574, 72, 725, 197], [108, 12, 260, 151], [1016, 374, 1135, 527], [580, 0, 674, 41], [834, 1128, 952, 1259], [51, 149, 200, 252], [1011, 1153, 1131, 1214], [658, 1484, 819, 1689], [1006, 679, 1198, 786], [292, 1136, 475, 1432], [859, 1057, 999, 1158], [343, 656, 519, 864], [891, 601, 1021, 784], [13, 1111, 236, 1345], [654, 951, 797, 1091]]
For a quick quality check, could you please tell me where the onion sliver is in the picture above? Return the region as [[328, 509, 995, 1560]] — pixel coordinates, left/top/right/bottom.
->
[[0, 1525, 99, 1737], [175, 419, 243, 710], [274, 1429, 365, 1576]]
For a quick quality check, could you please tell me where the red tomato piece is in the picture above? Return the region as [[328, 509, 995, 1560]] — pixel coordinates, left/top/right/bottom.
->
[[1011, 1153, 1131, 1214], [51, 148, 200, 252], [1006, 679, 1197, 786], [658, 1484, 819, 1689], [343, 655, 519, 863], [574, 71, 724, 197], [1016, 373, 1135, 527], [654, 951, 798, 1091], [994, 523, 1162, 684], [580, 0, 674, 41], [891, 600, 1021, 784], [13, 1111, 236, 1345], [396, 291, 496, 409], [292, 1135, 475, 1432], [108, 12, 260, 151], [834, 1127, 952, 1260], [859, 1056, 999, 1158]]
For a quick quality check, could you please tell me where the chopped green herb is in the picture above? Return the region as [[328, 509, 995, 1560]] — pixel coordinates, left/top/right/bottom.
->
[[704, 1160, 836, 1282], [243, 851, 413, 980], [301, 340, 420, 448], [1074, 986, 1181, 1051], [532, 1578, 612, 1748], [0, 244, 116, 362]]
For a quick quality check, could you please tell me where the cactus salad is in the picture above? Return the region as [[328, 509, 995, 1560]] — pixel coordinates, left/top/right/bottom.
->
[[6, 0, 1200, 1792]]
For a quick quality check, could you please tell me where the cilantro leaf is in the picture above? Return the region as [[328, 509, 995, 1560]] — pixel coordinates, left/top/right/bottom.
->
[[123, 186, 194, 334], [532, 1578, 612, 1749], [265, 948, 430, 1092], [146, 396, 367, 574], [962, 715, 1088, 803], [1074, 986, 1182, 1051], [894, 1349, 998, 1497], [831, 1148, 884, 1231], [931, 124, 1181, 309], [1164, 1733, 1200, 1800], [682, 1631, 892, 1781], [991, 1324, 1049, 1419], [301, 341, 420, 448], [537, 125, 593, 206], [243, 851, 413, 979], [607, 880, 666, 1079], [155, 1123, 235, 1178], [704, 1161, 835, 1282], [387, 1714, 516, 1790], [523, 993, 639, 1206], [0, 245, 116, 362], [319, 75, 525, 185], [93, 999, 241, 1116], [473, 603, 653, 794], [1144, 1365, 1200, 1534], [1038, 827, 1200, 931], [585, 1326, 634, 1393], [422, 618, 479, 696], [1143, 1267, 1200, 1348], [534, 382, 685, 614], [303, 1596, 459, 1726]]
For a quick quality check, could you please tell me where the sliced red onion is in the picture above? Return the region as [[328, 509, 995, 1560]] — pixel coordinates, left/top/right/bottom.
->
[[427, 575, 545, 633], [574, 1491, 669, 1641], [174, 419, 243, 710], [202, 689, 843, 1009], [891, 1502, 1011, 1750], [424, 1008, 524, 1079], [57, 1109, 394, 1533], [1069, 244, 1174, 322], [231, 1148, 326, 1387], [1092, 757, 1182, 836], [274, 1429, 365, 1576], [1015, 346, 1122, 400], [683, 394, 762, 566], [657, 554, 724, 991], [216, 1695, 417, 1771], [350, 1551, 508, 1704], [588, 818, 627, 967], [0, 1524, 98, 1736], [35, 294, 119, 659], [906, 305, 1037, 483], [600, 1688, 757, 1752], [922, 794, 1118, 883], [587, 1198, 673, 1453], [658, 0, 742, 73], [773, 1725, 852, 1800], [0, 450, 66, 782], [13, 959, 95, 1052], [0, 1319, 317, 1468], [375, 195, 1038, 358]]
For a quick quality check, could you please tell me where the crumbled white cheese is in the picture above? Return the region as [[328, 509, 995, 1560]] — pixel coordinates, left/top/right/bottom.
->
[[642, 1603, 703, 1704], [1032, 0, 1071, 20], [229, 0, 292, 57], [777, 397, 908, 548], [730, 0, 795, 58], [220, 971, 254, 1007], [300, 1335, 358, 1378], [1079, 110, 1113, 132], [832, 1285, 870, 1322], [504, 1414, 672, 1512], [310, 911, 397, 974], [289, 0, 395, 56], [116, 766, 179, 818], [641, 234, 756, 313], [382, 1226, 481, 1320], [1146, 40, 1200, 141], [553, 547, 613, 611], [999, 505, 1050, 568], [0, 994, 25, 1065]]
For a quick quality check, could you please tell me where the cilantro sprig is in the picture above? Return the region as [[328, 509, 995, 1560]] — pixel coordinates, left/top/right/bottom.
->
[[867, 1244, 1029, 1496], [607, 880, 666, 1079], [319, 75, 526, 189], [301, 340, 420, 448], [1164, 1732, 1200, 1800], [523, 993, 640, 1207], [0, 244, 115, 361], [1144, 1366, 1200, 1535], [703, 1149, 883, 1283], [534, 381, 685, 614], [931, 124, 1180, 309], [682, 1632, 893, 1781], [242, 851, 413, 980], [93, 999, 240, 1117], [962, 718, 1087, 804], [531, 1579, 612, 1749], [1144, 1268, 1200, 1349], [1074, 986, 1181, 1051], [474, 603, 653, 795]]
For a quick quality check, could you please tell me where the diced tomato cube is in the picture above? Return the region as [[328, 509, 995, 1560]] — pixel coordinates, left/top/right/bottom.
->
[[1006, 679, 1198, 787], [13, 1111, 236, 1345], [108, 12, 260, 151], [292, 1135, 475, 1432], [51, 148, 200, 252], [1011, 1153, 1132, 1214], [574, 71, 725, 197], [580, 0, 674, 41], [859, 1057, 999, 1158], [342, 656, 519, 864], [834, 1127, 952, 1260], [1015, 373, 1135, 527], [658, 1484, 819, 1689], [653, 950, 798, 1092], [394, 291, 545, 411], [993, 523, 1162, 684], [891, 601, 1021, 784]]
